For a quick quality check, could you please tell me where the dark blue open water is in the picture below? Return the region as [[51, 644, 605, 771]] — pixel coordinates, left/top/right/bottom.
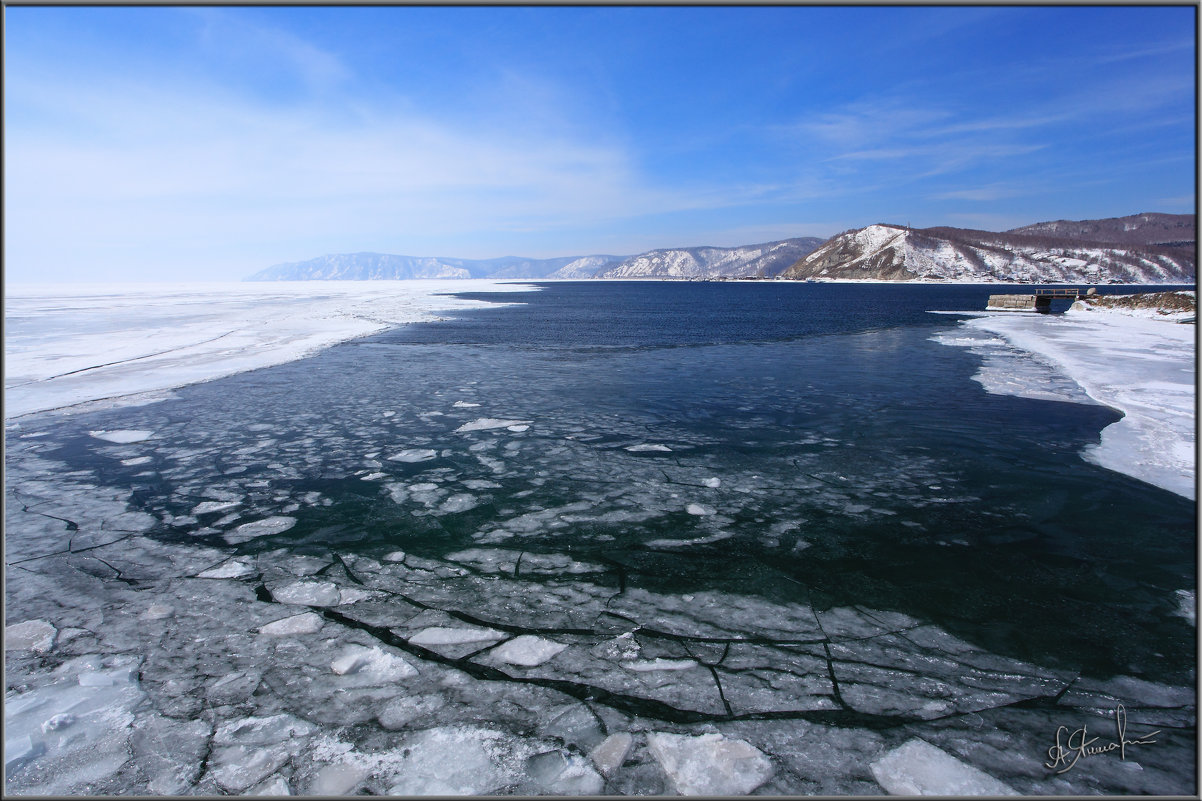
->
[[35, 282, 1197, 684]]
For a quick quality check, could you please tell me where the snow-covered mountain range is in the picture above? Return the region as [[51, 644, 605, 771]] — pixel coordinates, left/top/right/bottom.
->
[[247, 214, 1194, 284], [585, 238, 824, 279], [245, 253, 617, 281], [779, 219, 1195, 284]]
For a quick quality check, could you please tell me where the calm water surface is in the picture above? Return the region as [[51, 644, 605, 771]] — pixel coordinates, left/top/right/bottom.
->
[[36, 282, 1197, 683]]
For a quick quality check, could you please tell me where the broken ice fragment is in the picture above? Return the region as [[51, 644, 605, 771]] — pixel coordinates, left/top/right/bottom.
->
[[625, 443, 672, 452], [525, 750, 605, 795], [409, 626, 505, 647], [622, 658, 697, 672], [258, 612, 324, 637], [89, 429, 154, 443], [490, 635, 568, 667], [5, 619, 57, 653], [192, 500, 241, 515], [248, 775, 292, 795], [308, 761, 371, 795], [382, 550, 407, 562], [646, 732, 774, 796], [329, 645, 417, 680], [384, 726, 524, 795], [455, 418, 532, 433], [869, 738, 1017, 796], [225, 516, 297, 544], [387, 448, 438, 463], [685, 503, 715, 516], [4, 734, 45, 771], [214, 714, 316, 746], [590, 732, 634, 778], [703, 477, 721, 488], [140, 604, 174, 620], [197, 560, 255, 579], [273, 580, 341, 606]]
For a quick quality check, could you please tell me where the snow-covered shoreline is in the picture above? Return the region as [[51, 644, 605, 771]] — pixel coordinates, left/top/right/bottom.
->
[[940, 306, 1196, 500], [4, 280, 537, 420]]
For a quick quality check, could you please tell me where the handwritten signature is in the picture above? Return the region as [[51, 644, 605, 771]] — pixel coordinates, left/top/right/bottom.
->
[[1045, 704, 1161, 774]]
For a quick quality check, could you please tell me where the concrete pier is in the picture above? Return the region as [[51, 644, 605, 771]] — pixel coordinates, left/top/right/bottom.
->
[[986, 294, 1048, 311]]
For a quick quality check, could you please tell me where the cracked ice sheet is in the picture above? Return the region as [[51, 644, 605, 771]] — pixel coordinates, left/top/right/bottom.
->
[[4, 280, 537, 419], [939, 309, 1195, 499]]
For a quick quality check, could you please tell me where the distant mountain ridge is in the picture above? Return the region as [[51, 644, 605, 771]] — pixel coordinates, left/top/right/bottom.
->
[[780, 215, 1195, 284], [589, 238, 824, 279], [247, 213, 1194, 284], [1006, 212, 1195, 249], [246, 252, 610, 281]]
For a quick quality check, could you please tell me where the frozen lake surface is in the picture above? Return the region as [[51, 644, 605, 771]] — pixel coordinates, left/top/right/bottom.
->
[[5, 281, 1195, 795]]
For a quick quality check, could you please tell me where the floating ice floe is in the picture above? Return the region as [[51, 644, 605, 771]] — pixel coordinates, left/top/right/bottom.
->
[[506, 424, 530, 432], [89, 429, 154, 443], [192, 500, 241, 515], [869, 738, 1017, 795], [120, 456, 153, 466], [703, 477, 721, 488], [645, 531, 734, 548], [489, 635, 568, 667], [622, 658, 697, 672], [225, 516, 297, 544], [386, 448, 438, 463], [646, 732, 774, 796], [685, 503, 715, 516], [409, 626, 506, 647], [456, 418, 532, 433], [625, 443, 672, 452], [453, 401, 482, 408]]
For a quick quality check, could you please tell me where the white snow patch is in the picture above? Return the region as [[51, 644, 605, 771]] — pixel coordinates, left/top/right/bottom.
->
[[948, 309, 1195, 499], [5, 280, 535, 419], [329, 645, 418, 680]]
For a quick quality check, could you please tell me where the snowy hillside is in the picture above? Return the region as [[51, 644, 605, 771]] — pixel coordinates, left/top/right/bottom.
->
[[547, 255, 624, 279], [781, 224, 1195, 283], [1007, 212, 1195, 248], [594, 238, 825, 279]]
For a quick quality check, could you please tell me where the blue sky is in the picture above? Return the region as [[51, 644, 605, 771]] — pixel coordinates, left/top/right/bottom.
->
[[5, 6, 1195, 282]]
